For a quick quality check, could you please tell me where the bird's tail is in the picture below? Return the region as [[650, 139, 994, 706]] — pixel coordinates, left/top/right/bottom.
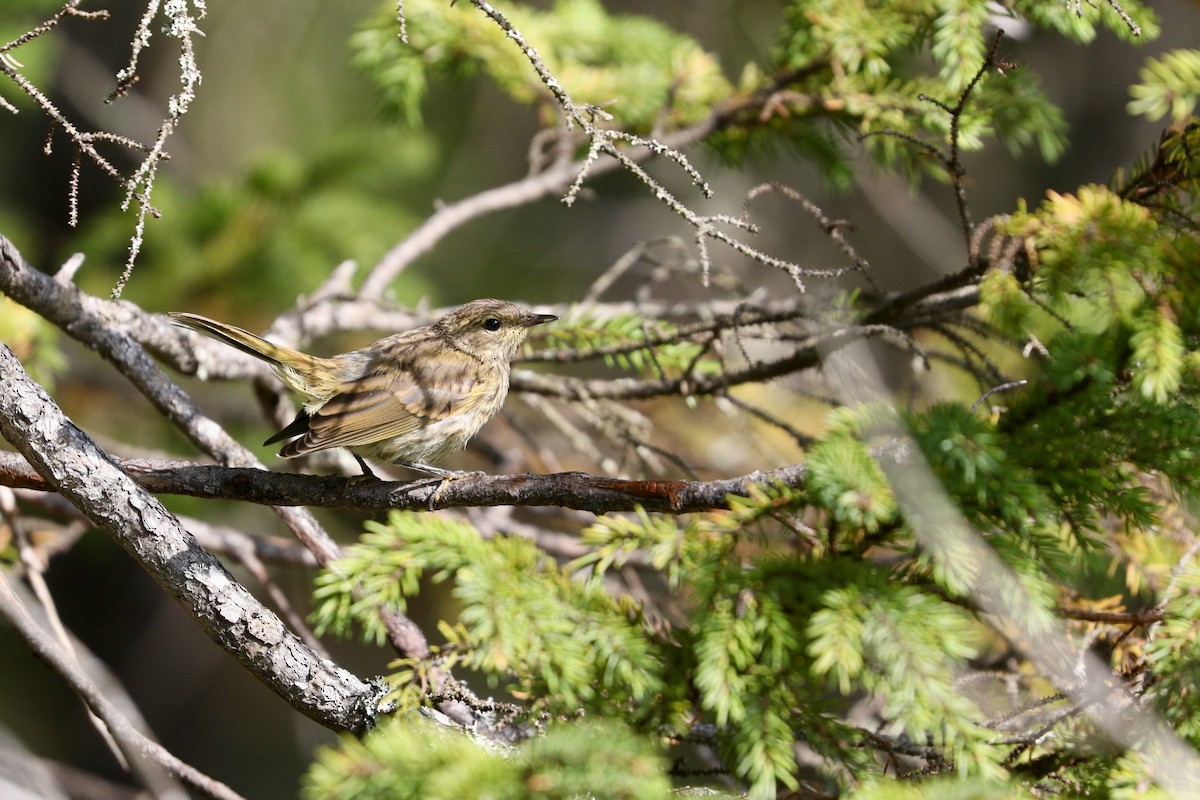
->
[[168, 312, 340, 401]]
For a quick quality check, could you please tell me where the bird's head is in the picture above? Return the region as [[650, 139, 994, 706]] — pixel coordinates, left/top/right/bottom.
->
[[435, 299, 556, 363]]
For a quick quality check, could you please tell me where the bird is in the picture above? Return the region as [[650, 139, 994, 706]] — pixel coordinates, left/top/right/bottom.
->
[[169, 299, 556, 478]]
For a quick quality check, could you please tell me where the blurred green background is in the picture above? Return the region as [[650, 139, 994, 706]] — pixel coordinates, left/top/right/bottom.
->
[[1, 0, 1198, 796]]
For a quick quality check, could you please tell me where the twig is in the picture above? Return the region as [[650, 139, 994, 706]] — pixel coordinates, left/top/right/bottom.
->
[[744, 182, 885, 293], [970, 380, 1029, 413], [358, 60, 835, 297], [720, 393, 815, 448]]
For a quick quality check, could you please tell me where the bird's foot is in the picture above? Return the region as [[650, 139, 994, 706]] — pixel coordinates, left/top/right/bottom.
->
[[398, 462, 485, 510], [399, 462, 485, 480]]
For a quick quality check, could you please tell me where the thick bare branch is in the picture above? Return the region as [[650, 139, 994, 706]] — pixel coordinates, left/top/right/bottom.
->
[[0, 452, 806, 515]]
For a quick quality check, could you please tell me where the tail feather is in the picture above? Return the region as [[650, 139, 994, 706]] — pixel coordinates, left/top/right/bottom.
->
[[169, 312, 339, 400], [168, 313, 294, 365]]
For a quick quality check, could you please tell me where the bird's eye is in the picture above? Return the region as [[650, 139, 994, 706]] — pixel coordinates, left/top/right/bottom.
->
[[483, 317, 502, 332]]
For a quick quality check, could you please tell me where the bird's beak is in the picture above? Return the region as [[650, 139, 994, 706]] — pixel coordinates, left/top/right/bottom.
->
[[521, 312, 557, 328]]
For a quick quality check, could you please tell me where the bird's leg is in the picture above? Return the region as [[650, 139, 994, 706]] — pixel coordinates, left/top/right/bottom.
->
[[351, 455, 380, 483]]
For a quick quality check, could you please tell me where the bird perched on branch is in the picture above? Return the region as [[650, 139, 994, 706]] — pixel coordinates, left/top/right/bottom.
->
[[170, 299, 556, 478]]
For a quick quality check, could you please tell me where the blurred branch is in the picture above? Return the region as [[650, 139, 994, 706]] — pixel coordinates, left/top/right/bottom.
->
[[1, 573, 194, 797], [0, 573, 246, 800], [12, 488, 322, 568], [0, 343, 384, 734], [2, 487, 144, 780], [0, 452, 807, 515]]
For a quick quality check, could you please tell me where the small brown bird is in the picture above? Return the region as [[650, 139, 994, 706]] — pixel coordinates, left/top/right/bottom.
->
[[170, 299, 556, 477]]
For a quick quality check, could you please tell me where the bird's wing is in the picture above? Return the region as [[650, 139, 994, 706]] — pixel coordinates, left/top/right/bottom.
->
[[284, 358, 484, 454]]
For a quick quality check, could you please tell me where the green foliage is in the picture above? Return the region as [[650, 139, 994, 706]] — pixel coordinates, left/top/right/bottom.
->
[[314, 476, 1011, 795], [1130, 305, 1185, 404], [303, 716, 673, 799], [1012, 186, 1157, 324], [807, 436, 897, 534], [807, 581, 997, 774], [691, 566, 808, 795], [575, 505, 706, 587], [909, 402, 1059, 543], [351, 0, 732, 130], [538, 306, 719, 378], [350, 0, 1088, 183], [0, 297, 64, 388], [897, 131, 1200, 794], [768, 0, 1075, 175], [978, 270, 1037, 339], [72, 129, 438, 315], [1128, 49, 1200, 123], [1000, 183, 1199, 412], [313, 511, 664, 713]]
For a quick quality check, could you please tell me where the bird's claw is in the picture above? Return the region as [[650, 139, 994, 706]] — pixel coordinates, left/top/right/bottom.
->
[[425, 469, 485, 510]]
